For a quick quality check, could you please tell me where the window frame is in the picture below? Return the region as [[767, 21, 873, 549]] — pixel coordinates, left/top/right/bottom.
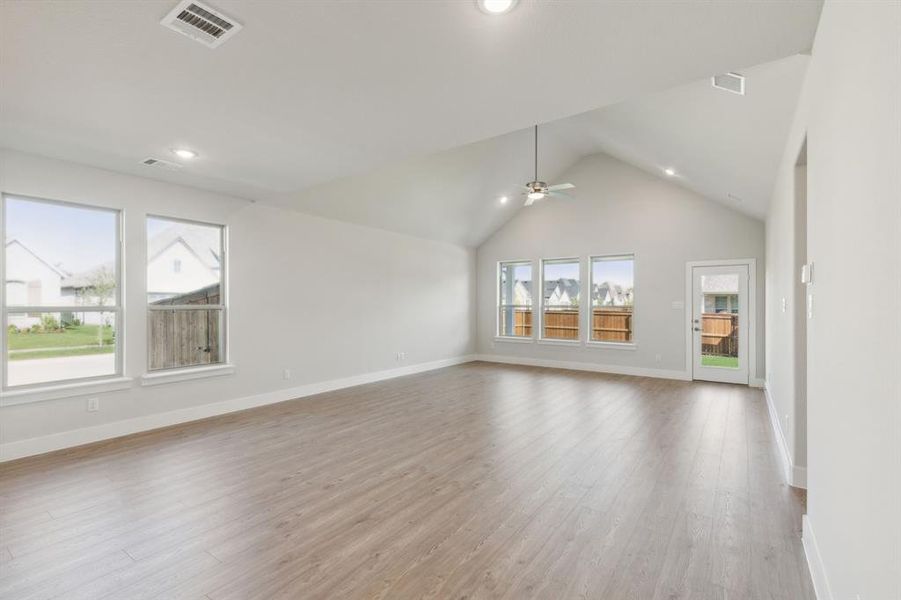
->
[[496, 259, 534, 341], [587, 253, 637, 349], [538, 256, 582, 344], [145, 213, 228, 373], [0, 193, 125, 392]]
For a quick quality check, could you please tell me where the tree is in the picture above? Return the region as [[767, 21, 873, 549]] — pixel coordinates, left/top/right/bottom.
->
[[77, 266, 115, 347]]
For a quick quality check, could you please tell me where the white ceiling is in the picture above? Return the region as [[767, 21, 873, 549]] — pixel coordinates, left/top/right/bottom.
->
[[552, 53, 811, 220], [282, 54, 810, 245], [0, 1, 822, 245]]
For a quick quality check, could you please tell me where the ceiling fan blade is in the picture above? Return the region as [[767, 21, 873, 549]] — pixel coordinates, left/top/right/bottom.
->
[[547, 183, 575, 192], [524, 195, 536, 207], [548, 191, 573, 200]]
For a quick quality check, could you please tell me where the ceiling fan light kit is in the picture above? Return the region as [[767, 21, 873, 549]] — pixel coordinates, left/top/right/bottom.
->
[[521, 125, 575, 206]]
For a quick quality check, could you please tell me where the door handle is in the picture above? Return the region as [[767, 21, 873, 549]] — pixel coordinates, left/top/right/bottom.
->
[[693, 327, 700, 332]]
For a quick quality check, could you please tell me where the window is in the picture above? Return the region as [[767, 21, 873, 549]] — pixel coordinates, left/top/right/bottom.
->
[[590, 255, 634, 343], [498, 261, 533, 338], [147, 216, 225, 371], [541, 258, 580, 341], [2, 195, 121, 389]]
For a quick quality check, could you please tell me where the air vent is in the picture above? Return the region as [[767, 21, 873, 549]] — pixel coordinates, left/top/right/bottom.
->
[[160, 0, 242, 49], [142, 157, 183, 171], [712, 72, 745, 95]]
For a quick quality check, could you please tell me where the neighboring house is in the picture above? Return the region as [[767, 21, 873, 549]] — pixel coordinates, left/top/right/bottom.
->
[[4, 240, 67, 328], [593, 281, 633, 307], [6, 228, 221, 328], [511, 278, 633, 309], [701, 274, 739, 314], [145, 227, 220, 303]]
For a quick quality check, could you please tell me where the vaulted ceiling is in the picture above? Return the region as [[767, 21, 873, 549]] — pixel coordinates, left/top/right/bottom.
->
[[1, 1, 822, 246]]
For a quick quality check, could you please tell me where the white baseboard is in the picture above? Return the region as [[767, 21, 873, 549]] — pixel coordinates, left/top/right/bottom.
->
[[763, 382, 807, 489], [803, 515, 833, 600], [0, 355, 477, 463], [475, 354, 691, 381]]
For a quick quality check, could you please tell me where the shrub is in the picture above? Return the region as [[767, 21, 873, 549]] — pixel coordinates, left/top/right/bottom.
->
[[41, 314, 61, 332], [7, 324, 19, 336]]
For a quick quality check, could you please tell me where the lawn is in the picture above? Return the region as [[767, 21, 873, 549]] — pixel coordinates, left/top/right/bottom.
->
[[8, 324, 115, 360], [701, 354, 739, 368]]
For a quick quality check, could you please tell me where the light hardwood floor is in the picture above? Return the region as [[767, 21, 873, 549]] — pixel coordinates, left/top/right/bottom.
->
[[0, 362, 814, 599]]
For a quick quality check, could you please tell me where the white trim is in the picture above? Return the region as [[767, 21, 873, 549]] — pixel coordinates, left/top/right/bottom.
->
[[763, 382, 807, 489], [802, 515, 833, 600], [536, 338, 580, 347], [1, 193, 125, 392], [684, 258, 757, 385], [750, 377, 766, 388], [0, 376, 134, 406], [539, 256, 581, 342], [493, 336, 533, 344], [585, 341, 637, 351], [588, 252, 636, 346], [792, 465, 807, 488], [476, 353, 689, 381], [0, 355, 476, 462], [140, 363, 235, 386]]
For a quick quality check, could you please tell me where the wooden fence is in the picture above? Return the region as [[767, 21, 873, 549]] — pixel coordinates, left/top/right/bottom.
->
[[511, 307, 633, 342], [700, 312, 738, 357], [148, 285, 221, 370]]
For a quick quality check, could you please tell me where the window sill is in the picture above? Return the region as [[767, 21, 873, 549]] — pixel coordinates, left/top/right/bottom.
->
[[0, 377, 134, 406], [537, 339, 581, 347], [140, 364, 235, 387], [494, 336, 534, 344], [586, 341, 638, 351]]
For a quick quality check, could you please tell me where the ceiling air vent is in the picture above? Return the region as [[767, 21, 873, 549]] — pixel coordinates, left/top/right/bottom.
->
[[711, 72, 745, 95], [160, 0, 243, 49], [142, 157, 183, 171]]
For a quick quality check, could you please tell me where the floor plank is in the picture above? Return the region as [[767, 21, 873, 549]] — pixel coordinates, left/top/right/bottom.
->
[[0, 362, 815, 599]]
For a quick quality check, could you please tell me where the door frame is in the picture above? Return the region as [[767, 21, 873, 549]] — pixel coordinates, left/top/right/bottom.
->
[[684, 259, 757, 384]]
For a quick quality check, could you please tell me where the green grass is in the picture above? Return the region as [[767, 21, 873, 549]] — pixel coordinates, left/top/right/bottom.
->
[[8, 324, 115, 359], [701, 355, 739, 368]]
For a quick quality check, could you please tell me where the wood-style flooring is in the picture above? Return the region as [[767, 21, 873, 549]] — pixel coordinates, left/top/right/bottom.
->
[[0, 362, 815, 599]]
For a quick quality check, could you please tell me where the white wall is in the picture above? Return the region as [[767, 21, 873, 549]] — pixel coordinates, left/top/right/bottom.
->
[[0, 150, 476, 450], [477, 152, 765, 379], [765, 1, 901, 598]]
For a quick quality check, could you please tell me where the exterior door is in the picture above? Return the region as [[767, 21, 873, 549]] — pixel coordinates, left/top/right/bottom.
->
[[691, 264, 749, 384]]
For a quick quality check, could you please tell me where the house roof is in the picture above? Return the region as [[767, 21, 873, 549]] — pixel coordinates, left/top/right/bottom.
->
[[5, 239, 68, 278], [516, 278, 633, 305], [148, 228, 220, 271], [61, 228, 220, 289]]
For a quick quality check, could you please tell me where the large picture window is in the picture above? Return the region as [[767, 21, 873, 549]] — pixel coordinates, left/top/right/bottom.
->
[[590, 254, 635, 343], [147, 216, 225, 371], [2, 195, 121, 388], [497, 261, 533, 338], [541, 258, 580, 341]]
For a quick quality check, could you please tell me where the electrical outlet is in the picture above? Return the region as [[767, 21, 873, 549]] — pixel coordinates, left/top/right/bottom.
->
[[654, 354, 662, 363], [395, 352, 406, 361], [282, 369, 291, 380], [781, 297, 787, 313], [87, 397, 100, 412]]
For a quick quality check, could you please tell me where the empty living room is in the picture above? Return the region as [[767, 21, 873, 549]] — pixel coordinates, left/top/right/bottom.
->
[[0, 1, 898, 599]]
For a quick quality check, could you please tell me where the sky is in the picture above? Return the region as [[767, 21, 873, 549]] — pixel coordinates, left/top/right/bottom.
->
[[4, 196, 116, 274], [4, 199, 221, 276]]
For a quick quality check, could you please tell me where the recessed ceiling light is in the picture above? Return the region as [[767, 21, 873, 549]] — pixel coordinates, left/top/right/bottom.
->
[[499, 196, 509, 204], [172, 148, 198, 160], [477, 0, 518, 15], [664, 167, 676, 176]]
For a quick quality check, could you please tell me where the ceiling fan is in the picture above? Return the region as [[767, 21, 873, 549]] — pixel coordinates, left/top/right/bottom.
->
[[521, 124, 574, 206]]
